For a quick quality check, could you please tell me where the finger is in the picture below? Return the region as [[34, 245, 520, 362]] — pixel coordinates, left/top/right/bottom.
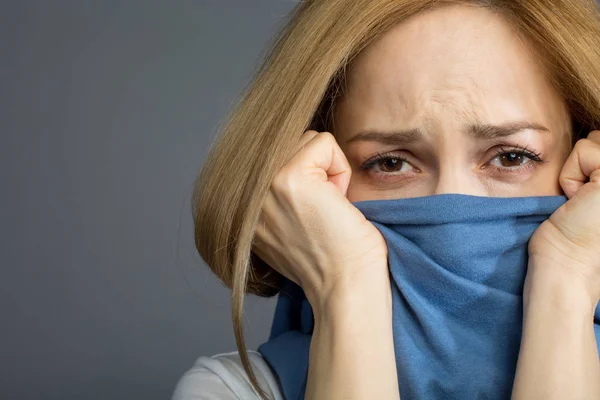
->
[[294, 130, 320, 154], [288, 131, 352, 196], [279, 130, 319, 167], [559, 136, 600, 198], [586, 129, 600, 144]]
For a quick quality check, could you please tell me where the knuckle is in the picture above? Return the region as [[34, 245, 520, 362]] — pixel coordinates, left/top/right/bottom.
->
[[586, 130, 600, 143], [558, 173, 570, 187], [301, 129, 320, 143], [314, 131, 341, 149], [574, 138, 591, 151], [295, 131, 318, 153], [317, 130, 335, 142]]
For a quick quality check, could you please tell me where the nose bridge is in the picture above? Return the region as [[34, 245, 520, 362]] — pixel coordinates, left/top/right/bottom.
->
[[425, 117, 487, 197], [434, 163, 468, 195], [433, 157, 485, 196]]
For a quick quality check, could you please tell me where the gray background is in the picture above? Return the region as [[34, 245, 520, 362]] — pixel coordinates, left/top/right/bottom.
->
[[1, 1, 296, 399]]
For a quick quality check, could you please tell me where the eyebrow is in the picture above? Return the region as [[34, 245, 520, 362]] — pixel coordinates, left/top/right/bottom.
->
[[345, 121, 550, 145]]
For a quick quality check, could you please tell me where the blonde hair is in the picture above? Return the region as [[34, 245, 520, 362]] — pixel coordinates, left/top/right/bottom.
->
[[192, 0, 600, 398]]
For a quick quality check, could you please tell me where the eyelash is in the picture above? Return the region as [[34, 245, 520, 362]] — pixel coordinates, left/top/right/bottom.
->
[[359, 144, 545, 180]]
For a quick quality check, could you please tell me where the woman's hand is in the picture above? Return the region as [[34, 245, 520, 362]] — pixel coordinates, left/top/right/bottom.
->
[[528, 129, 600, 307], [253, 130, 398, 400], [252, 130, 389, 307], [513, 130, 600, 400]]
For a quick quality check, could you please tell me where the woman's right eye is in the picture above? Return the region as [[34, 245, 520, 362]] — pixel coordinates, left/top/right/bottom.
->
[[359, 153, 418, 180]]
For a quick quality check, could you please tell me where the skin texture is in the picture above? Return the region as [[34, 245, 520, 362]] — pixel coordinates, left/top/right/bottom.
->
[[333, 4, 574, 201]]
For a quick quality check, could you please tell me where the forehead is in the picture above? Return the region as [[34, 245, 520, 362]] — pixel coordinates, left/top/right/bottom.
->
[[336, 4, 566, 131]]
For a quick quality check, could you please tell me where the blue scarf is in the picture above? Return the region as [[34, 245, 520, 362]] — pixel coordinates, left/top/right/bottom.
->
[[257, 194, 600, 400]]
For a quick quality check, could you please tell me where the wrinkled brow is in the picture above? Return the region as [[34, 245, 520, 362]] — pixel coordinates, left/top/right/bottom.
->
[[346, 121, 549, 145]]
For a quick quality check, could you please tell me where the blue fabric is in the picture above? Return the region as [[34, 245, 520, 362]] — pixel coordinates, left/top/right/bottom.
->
[[257, 194, 600, 400]]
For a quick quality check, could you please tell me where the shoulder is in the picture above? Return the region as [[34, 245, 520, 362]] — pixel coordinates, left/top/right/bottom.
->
[[171, 350, 284, 400]]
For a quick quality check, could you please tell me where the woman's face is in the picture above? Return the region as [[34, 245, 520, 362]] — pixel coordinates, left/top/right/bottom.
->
[[334, 4, 573, 202]]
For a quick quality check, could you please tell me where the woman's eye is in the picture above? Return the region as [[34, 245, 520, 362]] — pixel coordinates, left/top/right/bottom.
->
[[362, 156, 416, 174], [489, 152, 532, 168]]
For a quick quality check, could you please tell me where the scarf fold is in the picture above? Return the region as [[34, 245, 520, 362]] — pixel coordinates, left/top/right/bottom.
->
[[258, 194, 600, 400]]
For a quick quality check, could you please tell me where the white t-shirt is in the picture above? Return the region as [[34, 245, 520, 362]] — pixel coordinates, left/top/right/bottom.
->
[[172, 350, 285, 400]]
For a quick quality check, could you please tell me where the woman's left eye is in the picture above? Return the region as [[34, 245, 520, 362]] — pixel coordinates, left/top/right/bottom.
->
[[486, 147, 544, 172], [489, 152, 532, 168]]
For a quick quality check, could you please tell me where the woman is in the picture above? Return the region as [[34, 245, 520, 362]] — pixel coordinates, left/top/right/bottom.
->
[[173, 0, 600, 399]]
